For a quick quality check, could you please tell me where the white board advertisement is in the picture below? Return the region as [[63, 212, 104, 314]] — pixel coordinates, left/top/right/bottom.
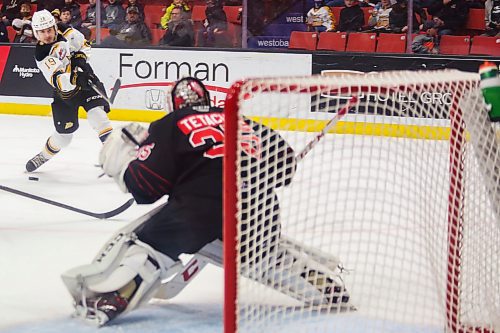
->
[[89, 48, 311, 112]]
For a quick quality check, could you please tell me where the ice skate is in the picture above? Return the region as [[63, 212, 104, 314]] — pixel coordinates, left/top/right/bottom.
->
[[301, 269, 351, 308], [25, 152, 50, 172], [76, 291, 128, 326]]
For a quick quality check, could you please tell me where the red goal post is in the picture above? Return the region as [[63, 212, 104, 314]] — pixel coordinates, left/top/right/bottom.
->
[[223, 70, 499, 333]]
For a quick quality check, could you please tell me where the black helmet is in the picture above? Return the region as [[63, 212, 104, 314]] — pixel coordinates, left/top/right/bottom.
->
[[170, 77, 211, 111]]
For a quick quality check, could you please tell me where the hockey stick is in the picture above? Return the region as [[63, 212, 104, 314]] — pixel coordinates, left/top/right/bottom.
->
[[109, 78, 122, 104], [295, 96, 357, 162], [89, 78, 121, 105], [89, 82, 111, 105], [0, 184, 134, 219]]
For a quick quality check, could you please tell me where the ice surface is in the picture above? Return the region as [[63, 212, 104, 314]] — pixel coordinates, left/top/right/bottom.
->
[[0, 114, 450, 333], [0, 114, 224, 333]]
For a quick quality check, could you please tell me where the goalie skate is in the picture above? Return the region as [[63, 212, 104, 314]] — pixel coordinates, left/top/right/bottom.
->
[[301, 268, 353, 312], [26, 152, 49, 172], [75, 291, 129, 326], [256, 244, 354, 312]]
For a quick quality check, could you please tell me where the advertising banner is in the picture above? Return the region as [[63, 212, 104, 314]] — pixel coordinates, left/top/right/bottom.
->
[[89, 48, 311, 112], [0, 45, 311, 117], [312, 54, 499, 121], [0, 45, 52, 98]]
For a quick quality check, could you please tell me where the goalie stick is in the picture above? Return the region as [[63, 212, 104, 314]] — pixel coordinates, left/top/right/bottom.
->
[[0, 184, 134, 219], [295, 96, 357, 162]]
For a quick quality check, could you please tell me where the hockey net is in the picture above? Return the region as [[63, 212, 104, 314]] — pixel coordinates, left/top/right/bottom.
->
[[223, 70, 500, 333]]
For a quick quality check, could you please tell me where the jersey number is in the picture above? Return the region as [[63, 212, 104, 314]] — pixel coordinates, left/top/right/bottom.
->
[[188, 123, 261, 160], [189, 127, 224, 159]]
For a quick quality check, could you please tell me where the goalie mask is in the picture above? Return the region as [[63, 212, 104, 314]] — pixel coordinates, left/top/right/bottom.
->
[[170, 77, 211, 112]]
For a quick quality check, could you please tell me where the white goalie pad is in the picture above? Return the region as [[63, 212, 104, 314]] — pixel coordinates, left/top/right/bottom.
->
[[243, 236, 351, 309], [153, 239, 223, 300], [61, 230, 175, 326], [151, 235, 351, 310]]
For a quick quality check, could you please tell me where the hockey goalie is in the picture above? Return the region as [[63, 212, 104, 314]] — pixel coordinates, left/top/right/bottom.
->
[[61, 77, 351, 326]]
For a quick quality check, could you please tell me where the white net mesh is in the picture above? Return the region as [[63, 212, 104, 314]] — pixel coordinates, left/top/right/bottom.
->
[[224, 70, 500, 333]]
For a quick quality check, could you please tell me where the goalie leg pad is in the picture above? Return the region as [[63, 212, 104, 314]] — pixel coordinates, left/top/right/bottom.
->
[[253, 237, 351, 309], [61, 232, 175, 326]]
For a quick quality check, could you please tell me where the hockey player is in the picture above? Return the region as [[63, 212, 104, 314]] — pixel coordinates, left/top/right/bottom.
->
[[26, 9, 112, 173], [61, 77, 350, 326]]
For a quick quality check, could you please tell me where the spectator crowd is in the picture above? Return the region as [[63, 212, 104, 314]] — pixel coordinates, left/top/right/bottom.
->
[[304, 0, 497, 54], [0, 0, 497, 54], [0, 0, 242, 47]]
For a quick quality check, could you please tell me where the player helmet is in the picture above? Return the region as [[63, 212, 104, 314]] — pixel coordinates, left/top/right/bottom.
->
[[170, 77, 211, 112], [32, 9, 57, 40]]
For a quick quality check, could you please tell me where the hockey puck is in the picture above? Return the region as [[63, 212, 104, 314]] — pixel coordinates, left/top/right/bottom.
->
[[28, 176, 39, 181]]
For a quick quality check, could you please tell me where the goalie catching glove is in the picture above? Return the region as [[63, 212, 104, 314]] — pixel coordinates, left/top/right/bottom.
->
[[99, 123, 149, 192]]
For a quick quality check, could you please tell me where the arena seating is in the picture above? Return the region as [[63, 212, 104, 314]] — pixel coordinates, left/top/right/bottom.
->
[[288, 31, 318, 50], [286, 30, 499, 56], [223, 6, 241, 25], [89, 27, 110, 42], [144, 4, 165, 29], [44, 2, 489, 53], [439, 35, 471, 55], [346, 32, 376, 52], [376, 33, 407, 53], [316, 32, 347, 51], [7, 26, 16, 43], [470, 36, 500, 56], [466, 8, 486, 31], [331, 6, 342, 26], [150, 28, 164, 46], [80, 3, 88, 20], [191, 5, 207, 23]]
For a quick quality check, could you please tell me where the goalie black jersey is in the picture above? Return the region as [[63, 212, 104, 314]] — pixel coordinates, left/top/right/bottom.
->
[[124, 106, 296, 205]]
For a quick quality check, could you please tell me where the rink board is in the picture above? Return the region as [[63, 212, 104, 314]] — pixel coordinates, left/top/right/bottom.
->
[[0, 45, 311, 122]]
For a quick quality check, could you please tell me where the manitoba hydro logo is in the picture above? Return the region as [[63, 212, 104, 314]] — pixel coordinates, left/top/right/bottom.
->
[[12, 65, 40, 79]]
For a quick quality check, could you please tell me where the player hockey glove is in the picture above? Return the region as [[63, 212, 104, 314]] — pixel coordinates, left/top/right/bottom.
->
[[99, 123, 149, 193], [71, 51, 93, 74], [70, 68, 93, 90]]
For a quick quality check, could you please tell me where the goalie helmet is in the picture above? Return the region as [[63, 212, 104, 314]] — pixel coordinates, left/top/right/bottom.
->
[[170, 77, 211, 112], [32, 9, 57, 40]]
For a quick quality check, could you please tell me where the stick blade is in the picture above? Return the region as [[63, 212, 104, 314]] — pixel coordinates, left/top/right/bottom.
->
[[109, 78, 122, 104], [99, 198, 134, 219]]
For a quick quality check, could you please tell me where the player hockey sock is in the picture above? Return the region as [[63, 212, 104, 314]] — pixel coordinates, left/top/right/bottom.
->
[[99, 127, 113, 143], [25, 139, 60, 172]]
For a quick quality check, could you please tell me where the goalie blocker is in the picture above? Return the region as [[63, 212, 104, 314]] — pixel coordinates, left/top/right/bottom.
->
[[61, 77, 351, 326]]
